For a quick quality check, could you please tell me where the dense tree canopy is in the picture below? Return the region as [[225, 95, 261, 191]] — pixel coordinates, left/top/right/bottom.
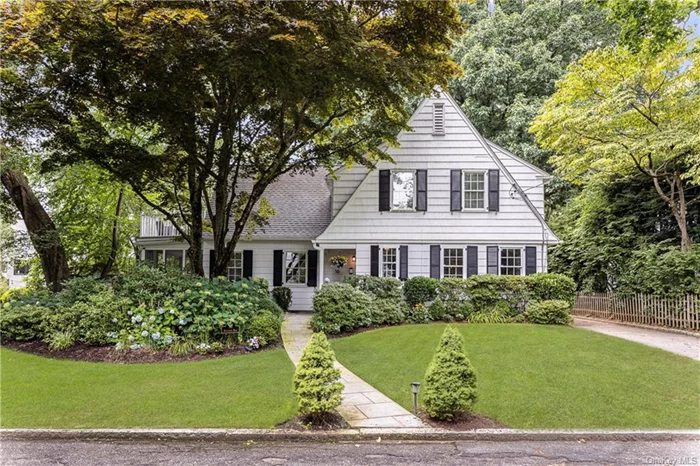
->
[[1, 0, 462, 277]]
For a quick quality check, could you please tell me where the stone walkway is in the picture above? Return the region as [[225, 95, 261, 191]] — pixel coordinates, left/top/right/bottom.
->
[[281, 312, 425, 428], [574, 317, 700, 361]]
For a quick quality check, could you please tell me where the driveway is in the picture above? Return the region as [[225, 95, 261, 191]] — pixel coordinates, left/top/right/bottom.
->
[[2, 439, 699, 465], [574, 318, 700, 360]]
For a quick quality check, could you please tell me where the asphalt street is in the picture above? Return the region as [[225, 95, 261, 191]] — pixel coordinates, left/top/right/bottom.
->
[[2, 438, 699, 465]]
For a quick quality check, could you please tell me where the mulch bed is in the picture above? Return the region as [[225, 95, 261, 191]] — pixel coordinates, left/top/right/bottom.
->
[[1, 340, 281, 364], [276, 412, 349, 431], [326, 322, 412, 339], [420, 411, 507, 430]]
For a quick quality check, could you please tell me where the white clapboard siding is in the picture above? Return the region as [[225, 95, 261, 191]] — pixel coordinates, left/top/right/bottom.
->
[[318, 92, 553, 245], [331, 165, 369, 218]]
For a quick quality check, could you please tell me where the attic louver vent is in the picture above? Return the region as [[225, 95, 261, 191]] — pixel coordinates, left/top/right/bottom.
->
[[433, 103, 445, 135]]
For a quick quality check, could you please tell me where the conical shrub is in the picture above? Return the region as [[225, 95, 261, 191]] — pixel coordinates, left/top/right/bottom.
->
[[423, 325, 477, 421], [293, 332, 344, 416]]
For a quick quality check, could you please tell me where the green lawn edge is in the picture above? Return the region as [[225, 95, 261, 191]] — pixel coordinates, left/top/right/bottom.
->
[[331, 323, 700, 429], [0, 347, 298, 429]]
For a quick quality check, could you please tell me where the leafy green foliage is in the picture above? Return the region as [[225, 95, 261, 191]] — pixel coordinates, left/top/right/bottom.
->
[[344, 275, 403, 301], [0, 305, 50, 341], [46, 330, 76, 351], [370, 299, 407, 326], [244, 311, 282, 346], [428, 299, 446, 321], [403, 276, 438, 308], [271, 286, 292, 312], [406, 303, 431, 324], [293, 333, 344, 417], [525, 300, 573, 325], [423, 325, 477, 421], [616, 246, 700, 295], [311, 283, 373, 334]]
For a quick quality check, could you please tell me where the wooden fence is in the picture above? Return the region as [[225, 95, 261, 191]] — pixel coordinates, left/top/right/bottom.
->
[[573, 293, 700, 332]]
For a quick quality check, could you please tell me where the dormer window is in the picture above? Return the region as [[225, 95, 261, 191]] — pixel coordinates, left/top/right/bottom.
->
[[433, 103, 445, 135]]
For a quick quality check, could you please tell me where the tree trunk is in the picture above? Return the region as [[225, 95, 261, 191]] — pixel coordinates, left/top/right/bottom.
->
[[100, 186, 124, 279], [187, 166, 205, 276], [1, 168, 71, 291], [651, 171, 692, 252]]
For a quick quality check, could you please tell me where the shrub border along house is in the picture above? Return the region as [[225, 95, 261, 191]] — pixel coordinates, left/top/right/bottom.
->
[[311, 273, 576, 334]]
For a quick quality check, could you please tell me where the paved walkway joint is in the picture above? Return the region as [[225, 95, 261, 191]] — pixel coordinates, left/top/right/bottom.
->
[[574, 317, 700, 361], [282, 312, 425, 428]]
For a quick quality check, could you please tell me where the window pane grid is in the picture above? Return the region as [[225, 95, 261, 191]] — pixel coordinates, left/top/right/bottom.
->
[[382, 248, 397, 278], [463, 172, 485, 209], [500, 249, 522, 276], [227, 251, 243, 282], [285, 252, 307, 284], [443, 248, 464, 278], [391, 171, 415, 210]]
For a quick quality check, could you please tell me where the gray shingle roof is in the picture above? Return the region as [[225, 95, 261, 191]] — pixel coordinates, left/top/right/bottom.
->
[[226, 170, 332, 240]]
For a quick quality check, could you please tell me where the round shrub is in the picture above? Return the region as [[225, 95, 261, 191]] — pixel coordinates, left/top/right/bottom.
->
[[271, 286, 292, 312], [404, 276, 438, 307], [256, 296, 284, 317], [526, 274, 577, 306], [245, 311, 282, 345], [344, 275, 402, 300], [423, 325, 477, 421], [370, 299, 407, 325], [311, 283, 372, 334], [0, 305, 50, 341], [428, 299, 446, 321], [293, 332, 343, 418], [525, 300, 573, 325]]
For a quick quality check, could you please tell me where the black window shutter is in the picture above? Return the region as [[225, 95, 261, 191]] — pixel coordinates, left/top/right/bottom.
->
[[416, 170, 427, 212], [370, 245, 379, 276], [307, 250, 318, 287], [399, 245, 408, 281], [525, 246, 537, 275], [467, 246, 478, 277], [242, 250, 253, 279], [378, 170, 391, 211], [488, 169, 500, 212], [450, 170, 462, 211], [430, 245, 441, 279], [209, 250, 216, 278], [486, 246, 499, 275], [273, 250, 283, 286]]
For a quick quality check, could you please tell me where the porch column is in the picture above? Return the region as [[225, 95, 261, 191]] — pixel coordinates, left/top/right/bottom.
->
[[317, 247, 324, 288]]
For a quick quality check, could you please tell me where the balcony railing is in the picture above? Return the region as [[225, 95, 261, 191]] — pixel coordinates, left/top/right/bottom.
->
[[140, 215, 182, 237]]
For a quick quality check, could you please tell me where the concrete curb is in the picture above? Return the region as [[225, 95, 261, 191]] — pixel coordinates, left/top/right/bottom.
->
[[2, 428, 699, 442], [573, 316, 700, 338]]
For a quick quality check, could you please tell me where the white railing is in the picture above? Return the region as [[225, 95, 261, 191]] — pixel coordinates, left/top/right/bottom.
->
[[139, 215, 181, 237]]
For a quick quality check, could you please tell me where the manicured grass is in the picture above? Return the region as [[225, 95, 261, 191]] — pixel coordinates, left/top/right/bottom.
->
[[0, 348, 297, 428], [331, 324, 700, 429]]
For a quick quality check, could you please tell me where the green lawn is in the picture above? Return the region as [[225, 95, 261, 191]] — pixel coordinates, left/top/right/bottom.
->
[[0, 348, 297, 428], [331, 324, 700, 429]]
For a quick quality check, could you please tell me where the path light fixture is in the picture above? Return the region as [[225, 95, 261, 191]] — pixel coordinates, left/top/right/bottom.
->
[[411, 382, 421, 414]]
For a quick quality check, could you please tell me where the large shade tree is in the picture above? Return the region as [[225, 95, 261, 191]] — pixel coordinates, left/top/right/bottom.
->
[[531, 38, 700, 251], [1, 0, 462, 276]]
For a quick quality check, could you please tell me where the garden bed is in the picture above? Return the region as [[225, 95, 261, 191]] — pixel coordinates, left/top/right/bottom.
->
[[1, 340, 280, 364], [420, 412, 506, 430]]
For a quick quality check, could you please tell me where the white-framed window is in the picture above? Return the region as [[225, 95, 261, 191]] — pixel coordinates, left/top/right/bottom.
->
[[463, 171, 486, 210], [227, 251, 243, 282], [391, 171, 415, 211], [500, 248, 522, 276], [381, 247, 398, 278], [443, 248, 464, 278], [285, 251, 307, 284], [433, 102, 445, 135]]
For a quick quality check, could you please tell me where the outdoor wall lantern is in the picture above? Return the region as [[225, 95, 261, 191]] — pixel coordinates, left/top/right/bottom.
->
[[351, 255, 356, 262], [410, 382, 421, 414], [348, 267, 354, 275]]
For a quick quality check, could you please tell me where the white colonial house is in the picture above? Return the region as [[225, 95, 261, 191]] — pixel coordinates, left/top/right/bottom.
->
[[136, 89, 560, 311]]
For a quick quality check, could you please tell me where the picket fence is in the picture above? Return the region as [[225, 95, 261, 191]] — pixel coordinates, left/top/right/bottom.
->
[[573, 293, 700, 332]]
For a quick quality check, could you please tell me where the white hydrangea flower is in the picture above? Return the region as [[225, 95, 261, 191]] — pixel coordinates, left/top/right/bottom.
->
[[151, 332, 161, 341], [149, 315, 156, 322], [112, 318, 118, 324], [141, 330, 149, 337], [157, 307, 165, 314]]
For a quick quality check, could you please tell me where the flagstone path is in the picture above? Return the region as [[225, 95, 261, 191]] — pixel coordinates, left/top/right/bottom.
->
[[282, 312, 425, 428]]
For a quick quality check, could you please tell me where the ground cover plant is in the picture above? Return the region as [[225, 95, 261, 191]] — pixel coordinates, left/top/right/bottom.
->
[[331, 323, 700, 429], [0, 347, 297, 428]]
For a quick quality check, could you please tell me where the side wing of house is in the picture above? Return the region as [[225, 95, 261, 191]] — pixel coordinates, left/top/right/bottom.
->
[[315, 90, 558, 280]]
